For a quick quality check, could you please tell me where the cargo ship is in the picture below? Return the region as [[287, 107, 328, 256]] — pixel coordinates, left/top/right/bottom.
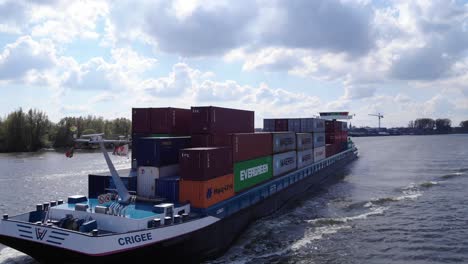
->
[[0, 107, 357, 263]]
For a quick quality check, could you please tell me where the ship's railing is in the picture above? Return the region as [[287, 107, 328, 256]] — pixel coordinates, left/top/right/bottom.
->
[[204, 147, 356, 218]]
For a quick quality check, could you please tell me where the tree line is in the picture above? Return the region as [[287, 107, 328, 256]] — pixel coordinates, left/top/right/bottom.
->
[[0, 108, 131, 152], [407, 118, 468, 134]]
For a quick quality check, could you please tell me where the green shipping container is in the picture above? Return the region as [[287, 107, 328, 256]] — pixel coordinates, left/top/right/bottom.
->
[[234, 156, 273, 192]]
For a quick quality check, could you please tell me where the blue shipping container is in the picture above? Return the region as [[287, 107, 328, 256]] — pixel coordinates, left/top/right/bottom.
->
[[136, 137, 191, 167], [155, 176, 180, 203]]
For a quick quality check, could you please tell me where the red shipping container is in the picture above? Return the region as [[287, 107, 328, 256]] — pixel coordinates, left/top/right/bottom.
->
[[191, 134, 232, 147], [179, 147, 233, 181], [325, 144, 335, 157], [325, 120, 342, 133], [132, 108, 151, 133], [191, 106, 254, 134], [341, 131, 348, 143], [150, 108, 191, 135], [275, 119, 288, 131], [231, 133, 273, 162], [326, 131, 342, 144]]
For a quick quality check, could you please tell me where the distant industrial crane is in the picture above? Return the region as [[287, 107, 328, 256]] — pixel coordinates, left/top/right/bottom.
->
[[369, 113, 384, 129]]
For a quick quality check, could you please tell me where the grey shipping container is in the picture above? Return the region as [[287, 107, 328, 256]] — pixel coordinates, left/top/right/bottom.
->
[[313, 146, 326, 162], [313, 132, 325, 148], [273, 151, 297, 177], [272, 132, 296, 154], [313, 119, 325, 132], [297, 149, 314, 168], [263, 119, 275, 132], [300, 118, 314, 132], [288, 119, 301, 132], [296, 133, 313, 150]]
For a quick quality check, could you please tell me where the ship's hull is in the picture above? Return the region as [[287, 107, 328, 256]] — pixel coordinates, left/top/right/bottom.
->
[[0, 152, 357, 263]]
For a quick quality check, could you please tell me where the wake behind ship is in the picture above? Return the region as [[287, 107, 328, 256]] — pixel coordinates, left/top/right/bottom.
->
[[0, 106, 357, 263]]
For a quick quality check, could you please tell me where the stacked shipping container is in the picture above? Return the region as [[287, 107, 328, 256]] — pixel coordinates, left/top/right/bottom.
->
[[179, 107, 255, 208], [131, 107, 192, 200], [325, 120, 349, 157]]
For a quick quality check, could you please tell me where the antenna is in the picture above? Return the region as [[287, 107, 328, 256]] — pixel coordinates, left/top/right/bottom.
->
[[368, 113, 384, 129]]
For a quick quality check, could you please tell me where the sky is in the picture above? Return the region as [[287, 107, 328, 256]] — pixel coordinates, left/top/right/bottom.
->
[[0, 0, 467, 128]]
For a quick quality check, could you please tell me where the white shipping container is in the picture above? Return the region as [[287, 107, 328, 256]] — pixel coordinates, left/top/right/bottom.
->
[[313, 146, 326, 162], [313, 132, 326, 148], [296, 133, 313, 150], [272, 132, 296, 153], [297, 149, 314, 168], [273, 151, 297, 177], [137, 164, 179, 198]]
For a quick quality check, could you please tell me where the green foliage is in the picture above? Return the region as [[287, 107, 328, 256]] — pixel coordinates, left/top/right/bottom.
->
[[460, 120, 468, 132], [0, 108, 131, 152], [435, 118, 451, 133]]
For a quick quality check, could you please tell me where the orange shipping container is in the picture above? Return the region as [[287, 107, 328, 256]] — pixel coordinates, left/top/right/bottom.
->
[[179, 174, 234, 208]]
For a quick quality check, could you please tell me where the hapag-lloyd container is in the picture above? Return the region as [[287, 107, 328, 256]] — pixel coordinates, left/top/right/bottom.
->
[[296, 133, 313, 150], [234, 156, 273, 192], [273, 151, 297, 177], [272, 132, 296, 153], [155, 176, 180, 203], [297, 149, 314, 168], [191, 106, 254, 134], [135, 137, 191, 167], [288, 119, 301, 132], [191, 134, 231, 147], [137, 165, 179, 198], [263, 119, 275, 132], [132, 108, 151, 133], [313, 132, 325, 148], [179, 173, 235, 208], [150, 108, 191, 135], [179, 147, 233, 181], [232, 133, 272, 162], [314, 146, 326, 162]]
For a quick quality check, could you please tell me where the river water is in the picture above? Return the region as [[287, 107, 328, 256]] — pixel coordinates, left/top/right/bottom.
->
[[1, 135, 468, 263]]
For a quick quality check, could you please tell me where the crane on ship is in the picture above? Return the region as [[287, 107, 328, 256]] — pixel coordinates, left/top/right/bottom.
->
[[369, 113, 384, 129]]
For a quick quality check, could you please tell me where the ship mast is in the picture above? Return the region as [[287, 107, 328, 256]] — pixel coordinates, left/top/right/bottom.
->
[[75, 134, 132, 204]]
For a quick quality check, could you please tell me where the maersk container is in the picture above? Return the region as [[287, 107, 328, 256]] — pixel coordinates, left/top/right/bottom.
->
[[191, 106, 254, 134], [296, 133, 313, 150], [179, 147, 233, 181], [135, 136, 190, 167], [273, 151, 297, 177], [263, 119, 275, 132], [155, 176, 180, 203], [313, 119, 325, 132], [149, 107, 191, 135], [191, 134, 231, 148], [137, 165, 179, 198], [272, 132, 296, 153], [132, 108, 151, 133], [288, 119, 301, 132], [297, 149, 314, 168], [313, 132, 325, 148], [314, 146, 326, 162], [234, 156, 273, 192], [232, 133, 272, 162]]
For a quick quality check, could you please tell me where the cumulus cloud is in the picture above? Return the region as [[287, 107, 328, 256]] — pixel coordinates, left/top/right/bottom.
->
[[0, 36, 57, 80], [144, 1, 257, 56]]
